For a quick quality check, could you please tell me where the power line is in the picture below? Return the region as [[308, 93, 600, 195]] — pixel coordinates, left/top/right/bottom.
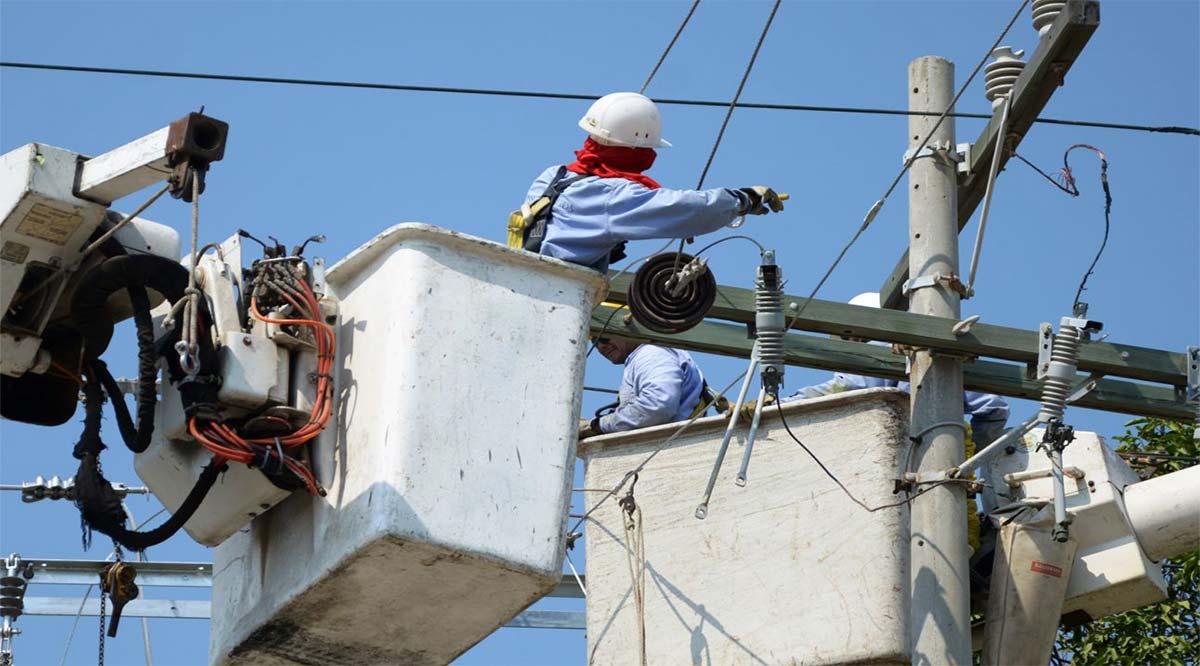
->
[[785, 0, 1030, 328], [640, 0, 702, 95], [2, 61, 1196, 137]]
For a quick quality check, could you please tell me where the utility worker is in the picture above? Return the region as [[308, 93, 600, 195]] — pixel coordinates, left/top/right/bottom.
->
[[775, 292, 1010, 444], [510, 92, 785, 271], [579, 337, 712, 438]]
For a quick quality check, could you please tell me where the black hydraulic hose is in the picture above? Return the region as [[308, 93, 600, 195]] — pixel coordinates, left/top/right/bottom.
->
[[91, 360, 137, 447], [92, 220, 162, 454], [73, 367, 226, 551], [105, 458, 225, 551], [72, 254, 190, 360]]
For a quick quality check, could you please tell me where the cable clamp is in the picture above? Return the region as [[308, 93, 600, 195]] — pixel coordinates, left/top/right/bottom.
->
[[902, 471, 981, 492], [901, 272, 968, 299], [902, 141, 969, 170], [1186, 346, 1200, 403]]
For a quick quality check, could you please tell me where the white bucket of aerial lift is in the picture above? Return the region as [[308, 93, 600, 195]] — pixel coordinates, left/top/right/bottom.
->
[[0, 143, 178, 377], [982, 429, 1169, 621], [210, 224, 607, 666], [579, 388, 912, 666]]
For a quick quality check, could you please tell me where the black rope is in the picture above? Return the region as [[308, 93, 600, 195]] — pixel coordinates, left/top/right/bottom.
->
[[5, 62, 1193, 136], [640, 0, 702, 94]]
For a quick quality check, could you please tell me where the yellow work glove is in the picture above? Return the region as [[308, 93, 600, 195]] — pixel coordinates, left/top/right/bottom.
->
[[738, 186, 785, 215], [728, 393, 776, 422], [578, 417, 602, 440]]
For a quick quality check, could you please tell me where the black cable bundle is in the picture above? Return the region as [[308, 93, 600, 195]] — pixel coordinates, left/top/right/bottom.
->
[[72, 372, 227, 551]]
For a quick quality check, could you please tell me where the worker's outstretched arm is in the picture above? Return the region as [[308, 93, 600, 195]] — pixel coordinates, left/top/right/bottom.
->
[[780, 373, 867, 403], [605, 182, 750, 242], [599, 348, 686, 433]]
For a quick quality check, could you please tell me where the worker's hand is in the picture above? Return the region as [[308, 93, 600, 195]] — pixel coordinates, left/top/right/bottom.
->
[[739, 186, 785, 215], [578, 417, 603, 440], [727, 394, 776, 422]]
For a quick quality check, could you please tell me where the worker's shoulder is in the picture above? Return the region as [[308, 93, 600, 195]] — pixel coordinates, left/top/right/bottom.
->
[[630, 344, 690, 365]]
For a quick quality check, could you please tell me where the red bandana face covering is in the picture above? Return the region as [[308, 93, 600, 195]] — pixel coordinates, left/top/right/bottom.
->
[[565, 137, 662, 189]]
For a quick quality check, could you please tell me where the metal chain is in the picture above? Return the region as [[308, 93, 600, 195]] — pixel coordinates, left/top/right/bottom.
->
[[97, 584, 106, 666]]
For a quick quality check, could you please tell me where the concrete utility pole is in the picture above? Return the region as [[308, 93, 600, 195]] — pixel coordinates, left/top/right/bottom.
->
[[906, 56, 970, 665]]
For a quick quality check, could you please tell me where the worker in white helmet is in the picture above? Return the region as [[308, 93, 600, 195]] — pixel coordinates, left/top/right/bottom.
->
[[509, 92, 784, 271], [777, 292, 1010, 444]]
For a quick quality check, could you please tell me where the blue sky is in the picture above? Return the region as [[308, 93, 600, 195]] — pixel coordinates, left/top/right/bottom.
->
[[1, 1, 1196, 664]]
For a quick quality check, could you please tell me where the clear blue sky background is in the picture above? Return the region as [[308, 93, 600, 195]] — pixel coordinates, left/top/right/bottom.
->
[[2, 1, 1197, 664]]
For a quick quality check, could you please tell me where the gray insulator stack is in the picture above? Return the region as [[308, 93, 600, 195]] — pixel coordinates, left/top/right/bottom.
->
[[985, 47, 1026, 110], [755, 252, 785, 394], [1032, 0, 1066, 36], [1039, 323, 1082, 423]]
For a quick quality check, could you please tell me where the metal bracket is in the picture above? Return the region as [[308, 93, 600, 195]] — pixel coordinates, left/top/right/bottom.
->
[[1036, 322, 1054, 380], [311, 256, 328, 298], [1185, 346, 1199, 402], [901, 272, 969, 299], [902, 140, 967, 169]]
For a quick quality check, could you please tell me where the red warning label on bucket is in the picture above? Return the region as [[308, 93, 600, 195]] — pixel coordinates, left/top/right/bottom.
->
[[1030, 561, 1064, 577]]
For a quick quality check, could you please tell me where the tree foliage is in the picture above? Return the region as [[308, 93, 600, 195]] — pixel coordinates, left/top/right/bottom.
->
[[1053, 418, 1199, 665]]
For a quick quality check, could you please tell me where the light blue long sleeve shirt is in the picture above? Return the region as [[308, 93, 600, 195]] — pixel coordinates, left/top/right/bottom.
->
[[524, 166, 748, 271], [783, 373, 1010, 435], [599, 345, 705, 434]]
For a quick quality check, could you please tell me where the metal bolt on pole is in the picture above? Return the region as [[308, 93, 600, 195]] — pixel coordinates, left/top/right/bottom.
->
[[906, 55, 971, 665]]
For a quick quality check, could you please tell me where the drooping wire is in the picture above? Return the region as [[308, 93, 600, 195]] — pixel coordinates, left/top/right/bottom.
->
[[640, 0, 702, 94], [692, 234, 766, 257], [1011, 144, 1112, 310], [786, 0, 1030, 327], [4, 62, 1197, 136], [770, 394, 954, 512]]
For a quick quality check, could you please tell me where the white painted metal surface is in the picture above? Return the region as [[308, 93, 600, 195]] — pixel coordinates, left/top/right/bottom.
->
[[1123, 464, 1200, 562], [580, 388, 911, 666], [75, 126, 173, 203], [1, 142, 179, 377], [135, 411, 292, 546], [210, 224, 606, 666], [984, 429, 1168, 619]]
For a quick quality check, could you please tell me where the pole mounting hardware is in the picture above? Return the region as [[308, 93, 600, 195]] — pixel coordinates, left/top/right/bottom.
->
[[901, 272, 969, 299]]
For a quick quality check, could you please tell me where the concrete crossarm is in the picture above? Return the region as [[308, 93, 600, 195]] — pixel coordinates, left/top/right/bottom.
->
[[606, 272, 1187, 388], [589, 304, 1193, 421]]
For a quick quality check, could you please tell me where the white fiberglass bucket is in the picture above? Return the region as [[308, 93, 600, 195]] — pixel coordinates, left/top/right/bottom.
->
[[579, 388, 912, 666], [210, 224, 606, 665]]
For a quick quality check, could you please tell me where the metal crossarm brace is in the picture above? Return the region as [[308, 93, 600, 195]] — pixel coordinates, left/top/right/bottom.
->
[[879, 0, 1102, 309]]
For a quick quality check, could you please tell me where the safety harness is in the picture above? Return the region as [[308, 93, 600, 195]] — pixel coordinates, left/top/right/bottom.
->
[[507, 167, 627, 263]]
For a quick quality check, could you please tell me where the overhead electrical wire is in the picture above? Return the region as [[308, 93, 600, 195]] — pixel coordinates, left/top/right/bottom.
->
[[640, 0, 702, 95], [2, 62, 1195, 137]]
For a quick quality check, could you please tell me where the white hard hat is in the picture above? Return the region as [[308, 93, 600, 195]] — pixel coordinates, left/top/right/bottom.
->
[[578, 92, 672, 149], [848, 292, 881, 309]]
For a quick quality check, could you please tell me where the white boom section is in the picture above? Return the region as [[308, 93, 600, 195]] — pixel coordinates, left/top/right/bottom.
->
[[1123, 464, 1200, 562]]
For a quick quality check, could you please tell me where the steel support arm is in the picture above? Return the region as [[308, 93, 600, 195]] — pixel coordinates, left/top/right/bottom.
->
[[606, 273, 1187, 388], [75, 113, 228, 204], [590, 305, 1193, 420], [879, 0, 1102, 309]]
